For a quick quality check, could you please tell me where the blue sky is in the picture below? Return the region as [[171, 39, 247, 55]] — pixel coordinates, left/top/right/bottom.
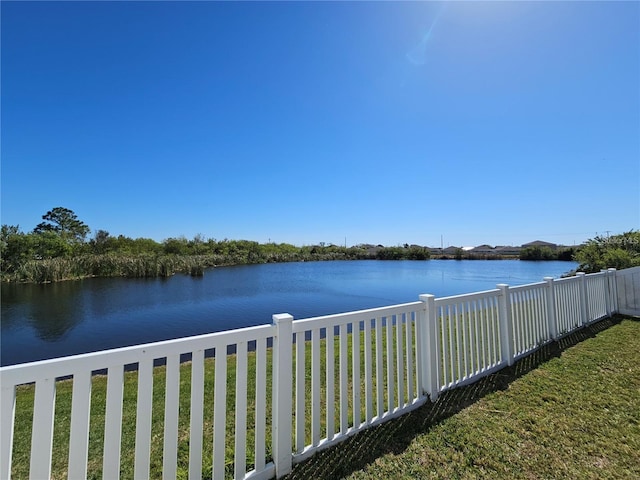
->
[[2, 1, 639, 248]]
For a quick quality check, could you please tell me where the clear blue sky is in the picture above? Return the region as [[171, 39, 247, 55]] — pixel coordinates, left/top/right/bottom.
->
[[2, 1, 639, 248]]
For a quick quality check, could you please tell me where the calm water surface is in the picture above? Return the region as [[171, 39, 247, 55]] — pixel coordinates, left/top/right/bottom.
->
[[1, 260, 576, 365]]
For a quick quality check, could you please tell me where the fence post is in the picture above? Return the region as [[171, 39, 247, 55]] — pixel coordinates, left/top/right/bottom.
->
[[416, 296, 427, 398], [601, 270, 612, 317], [419, 294, 440, 402], [272, 313, 293, 478], [497, 284, 515, 366], [576, 272, 589, 326], [544, 277, 558, 341], [608, 268, 618, 314]]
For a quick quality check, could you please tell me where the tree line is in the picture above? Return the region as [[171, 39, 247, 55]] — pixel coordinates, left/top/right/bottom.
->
[[572, 230, 640, 273], [2, 207, 638, 283], [0, 207, 430, 283], [519, 246, 576, 262]]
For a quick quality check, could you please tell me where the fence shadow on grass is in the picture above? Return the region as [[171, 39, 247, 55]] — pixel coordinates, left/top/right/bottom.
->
[[284, 315, 624, 480]]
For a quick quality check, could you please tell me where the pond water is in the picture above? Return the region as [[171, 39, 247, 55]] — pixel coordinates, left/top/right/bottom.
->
[[1, 259, 577, 366]]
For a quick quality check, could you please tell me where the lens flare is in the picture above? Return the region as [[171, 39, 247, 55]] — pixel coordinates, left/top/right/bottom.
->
[[406, 3, 446, 66]]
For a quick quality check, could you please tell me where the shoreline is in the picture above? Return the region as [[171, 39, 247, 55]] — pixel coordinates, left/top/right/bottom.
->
[[1, 253, 575, 285]]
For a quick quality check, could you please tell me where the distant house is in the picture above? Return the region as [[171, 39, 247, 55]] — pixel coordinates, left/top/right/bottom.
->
[[471, 244, 496, 255], [443, 246, 462, 255], [495, 246, 522, 256], [522, 240, 557, 250]]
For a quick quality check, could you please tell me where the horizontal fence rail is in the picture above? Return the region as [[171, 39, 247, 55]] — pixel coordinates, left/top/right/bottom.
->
[[0, 267, 630, 479]]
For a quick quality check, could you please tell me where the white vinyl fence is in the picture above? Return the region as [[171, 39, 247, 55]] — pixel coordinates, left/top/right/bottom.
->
[[615, 265, 640, 316], [0, 268, 632, 479]]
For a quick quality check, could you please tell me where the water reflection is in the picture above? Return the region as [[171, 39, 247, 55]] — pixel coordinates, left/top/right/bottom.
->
[[2, 282, 84, 341]]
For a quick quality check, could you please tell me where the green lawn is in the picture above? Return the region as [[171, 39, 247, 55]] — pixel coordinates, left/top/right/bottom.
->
[[286, 316, 640, 479]]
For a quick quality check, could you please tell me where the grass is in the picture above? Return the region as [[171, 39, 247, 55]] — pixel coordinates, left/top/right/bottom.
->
[[286, 316, 640, 479], [9, 316, 639, 479]]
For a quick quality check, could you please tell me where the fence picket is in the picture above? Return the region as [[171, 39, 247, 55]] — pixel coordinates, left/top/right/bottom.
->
[[254, 338, 267, 472], [352, 321, 361, 426], [103, 366, 124, 480], [0, 383, 15, 480], [479, 298, 488, 370], [325, 326, 335, 440], [395, 315, 403, 409], [295, 332, 305, 452], [311, 329, 321, 446], [364, 319, 373, 423], [135, 357, 154, 480], [163, 354, 180, 480], [234, 341, 248, 480], [448, 306, 455, 383], [68, 370, 92, 479], [375, 317, 384, 419], [519, 291, 528, 351], [213, 346, 227, 480], [29, 378, 56, 480], [471, 301, 479, 376], [386, 316, 395, 413], [463, 303, 471, 380], [339, 323, 348, 433], [405, 313, 414, 403], [557, 281, 566, 333]]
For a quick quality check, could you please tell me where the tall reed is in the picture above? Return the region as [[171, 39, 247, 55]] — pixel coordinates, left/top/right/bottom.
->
[[2, 246, 378, 284], [7, 255, 220, 283]]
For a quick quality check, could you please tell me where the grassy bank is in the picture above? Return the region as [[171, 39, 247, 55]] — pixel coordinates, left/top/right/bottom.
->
[[5, 254, 221, 283], [2, 248, 380, 283], [9, 316, 638, 479], [2, 250, 365, 283]]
